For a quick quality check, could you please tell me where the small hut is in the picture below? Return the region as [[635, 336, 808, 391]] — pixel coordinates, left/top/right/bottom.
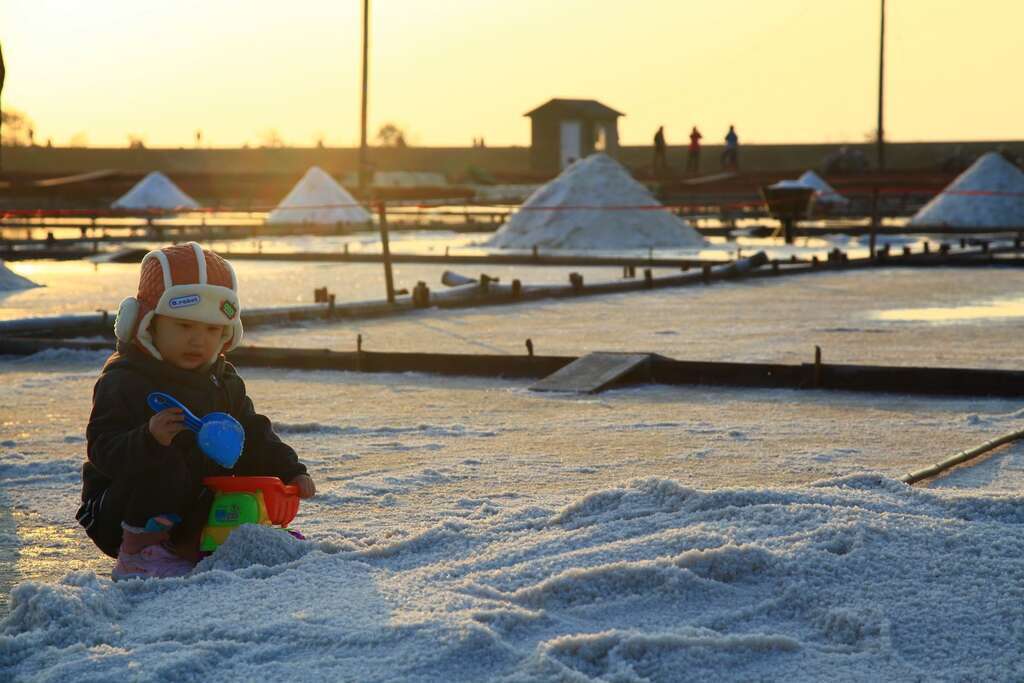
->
[[525, 98, 623, 174]]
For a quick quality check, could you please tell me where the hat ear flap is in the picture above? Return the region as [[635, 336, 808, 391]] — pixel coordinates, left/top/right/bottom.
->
[[114, 298, 140, 342], [221, 319, 243, 353]]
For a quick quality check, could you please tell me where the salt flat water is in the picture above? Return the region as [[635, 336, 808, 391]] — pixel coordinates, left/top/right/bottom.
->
[[0, 228, 922, 322]]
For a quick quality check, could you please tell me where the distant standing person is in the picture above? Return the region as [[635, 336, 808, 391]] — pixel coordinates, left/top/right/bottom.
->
[[722, 125, 739, 170], [653, 126, 667, 176], [687, 126, 702, 174]]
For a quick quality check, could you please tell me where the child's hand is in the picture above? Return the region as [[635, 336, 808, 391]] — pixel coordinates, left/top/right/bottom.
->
[[148, 408, 186, 447], [289, 474, 316, 498]]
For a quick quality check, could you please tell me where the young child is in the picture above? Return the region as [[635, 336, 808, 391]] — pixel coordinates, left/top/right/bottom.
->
[[77, 242, 315, 580]]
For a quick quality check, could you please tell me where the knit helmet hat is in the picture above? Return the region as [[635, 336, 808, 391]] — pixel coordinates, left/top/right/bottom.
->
[[114, 242, 243, 364]]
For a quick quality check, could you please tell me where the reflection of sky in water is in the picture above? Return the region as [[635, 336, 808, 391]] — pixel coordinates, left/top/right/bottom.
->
[[876, 298, 1024, 323]]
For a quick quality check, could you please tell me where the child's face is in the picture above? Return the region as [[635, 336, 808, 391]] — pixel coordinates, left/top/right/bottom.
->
[[151, 314, 226, 370]]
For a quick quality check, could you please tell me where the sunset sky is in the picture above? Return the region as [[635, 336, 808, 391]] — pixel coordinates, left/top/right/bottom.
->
[[1, 0, 1020, 148]]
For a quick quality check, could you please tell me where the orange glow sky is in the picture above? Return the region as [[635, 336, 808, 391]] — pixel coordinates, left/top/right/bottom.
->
[[1, 0, 1020, 148]]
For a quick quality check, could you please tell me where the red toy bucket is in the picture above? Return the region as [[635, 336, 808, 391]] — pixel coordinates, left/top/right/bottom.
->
[[203, 476, 301, 526]]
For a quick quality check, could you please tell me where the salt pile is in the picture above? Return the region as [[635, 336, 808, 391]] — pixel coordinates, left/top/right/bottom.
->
[[910, 152, 1024, 228], [110, 172, 200, 210], [267, 167, 371, 225], [488, 153, 704, 250], [770, 170, 848, 204], [0, 261, 40, 291], [4, 474, 1023, 680]]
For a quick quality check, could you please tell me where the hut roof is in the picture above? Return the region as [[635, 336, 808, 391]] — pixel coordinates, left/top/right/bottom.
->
[[524, 98, 624, 120]]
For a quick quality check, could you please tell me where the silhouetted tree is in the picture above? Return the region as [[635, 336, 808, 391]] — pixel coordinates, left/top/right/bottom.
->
[[1, 109, 34, 146], [376, 123, 408, 148]]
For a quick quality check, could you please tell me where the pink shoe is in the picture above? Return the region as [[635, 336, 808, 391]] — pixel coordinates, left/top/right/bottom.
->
[[112, 543, 195, 581]]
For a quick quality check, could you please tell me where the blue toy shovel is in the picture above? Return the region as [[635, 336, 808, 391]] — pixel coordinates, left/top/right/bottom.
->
[[146, 392, 244, 468]]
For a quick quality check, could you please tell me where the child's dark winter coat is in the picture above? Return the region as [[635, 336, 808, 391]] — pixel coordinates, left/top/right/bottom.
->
[[78, 341, 307, 557]]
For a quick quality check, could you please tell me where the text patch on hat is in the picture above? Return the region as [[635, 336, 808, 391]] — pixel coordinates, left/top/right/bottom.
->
[[220, 300, 237, 320], [169, 294, 201, 309]]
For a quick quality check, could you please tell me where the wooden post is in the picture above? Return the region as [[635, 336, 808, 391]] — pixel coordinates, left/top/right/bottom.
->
[[328, 293, 336, 318], [413, 281, 430, 308], [358, 0, 371, 190], [814, 345, 822, 388], [869, 187, 879, 259], [643, 268, 653, 288], [525, 338, 534, 357], [511, 279, 522, 299], [569, 272, 583, 293], [377, 202, 395, 303], [876, 0, 887, 172], [783, 218, 795, 245], [357, 334, 363, 352]]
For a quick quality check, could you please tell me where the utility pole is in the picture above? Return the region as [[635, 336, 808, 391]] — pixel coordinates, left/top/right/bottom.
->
[[869, 0, 886, 260], [876, 0, 886, 171], [358, 0, 370, 191], [0, 41, 6, 174]]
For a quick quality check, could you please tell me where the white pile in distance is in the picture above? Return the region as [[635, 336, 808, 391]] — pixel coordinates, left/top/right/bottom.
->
[[267, 166, 372, 225], [488, 153, 704, 250], [0, 261, 40, 291], [910, 152, 1024, 228], [770, 171, 849, 205], [111, 172, 200, 210]]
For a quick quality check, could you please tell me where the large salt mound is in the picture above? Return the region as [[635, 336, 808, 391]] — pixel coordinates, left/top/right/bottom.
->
[[4, 475, 1023, 680], [910, 152, 1024, 228], [267, 166, 372, 225], [0, 261, 40, 291], [111, 171, 200, 210], [488, 153, 704, 250]]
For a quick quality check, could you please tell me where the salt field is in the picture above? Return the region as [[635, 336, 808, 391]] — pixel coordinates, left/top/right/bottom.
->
[[3, 239, 1024, 679], [3, 0, 1022, 676], [0, 229, 930, 322]]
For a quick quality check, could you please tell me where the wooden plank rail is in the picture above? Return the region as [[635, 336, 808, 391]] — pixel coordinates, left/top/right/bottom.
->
[[3, 337, 1023, 399], [177, 250, 734, 268], [901, 428, 1024, 485], [3, 222, 1023, 260]]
